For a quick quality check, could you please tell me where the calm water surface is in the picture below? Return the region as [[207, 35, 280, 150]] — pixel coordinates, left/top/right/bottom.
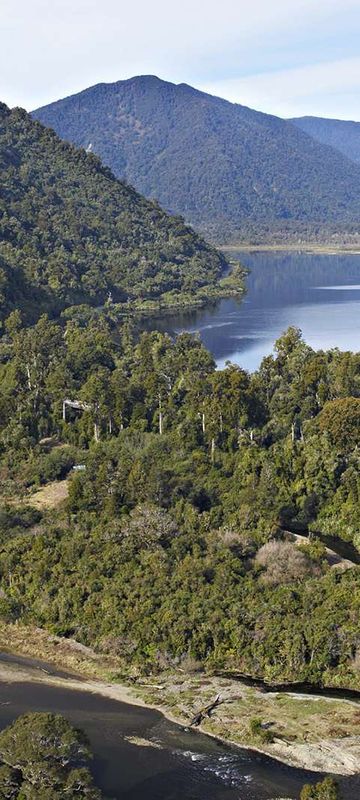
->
[[0, 655, 359, 800], [151, 252, 360, 370]]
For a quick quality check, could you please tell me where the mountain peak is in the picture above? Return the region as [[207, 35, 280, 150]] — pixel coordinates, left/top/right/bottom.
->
[[32, 78, 360, 244], [120, 74, 167, 87]]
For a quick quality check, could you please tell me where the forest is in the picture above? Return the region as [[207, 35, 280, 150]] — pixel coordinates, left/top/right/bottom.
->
[[0, 102, 233, 323], [0, 310, 359, 689], [32, 75, 360, 246]]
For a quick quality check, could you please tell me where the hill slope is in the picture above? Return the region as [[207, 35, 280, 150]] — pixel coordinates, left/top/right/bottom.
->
[[0, 102, 228, 321], [291, 115, 360, 164], [33, 76, 360, 244]]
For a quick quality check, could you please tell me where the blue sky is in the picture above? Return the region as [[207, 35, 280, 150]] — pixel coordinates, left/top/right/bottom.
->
[[2, 0, 360, 119]]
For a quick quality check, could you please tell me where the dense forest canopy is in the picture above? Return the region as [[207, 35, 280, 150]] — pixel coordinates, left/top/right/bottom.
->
[[0, 311, 359, 689], [33, 75, 360, 244], [0, 101, 229, 322]]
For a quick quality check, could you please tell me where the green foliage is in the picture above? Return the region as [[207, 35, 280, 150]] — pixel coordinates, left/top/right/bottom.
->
[[32, 76, 360, 245], [299, 537, 327, 563], [249, 718, 274, 743], [300, 776, 340, 799], [0, 713, 103, 798], [0, 102, 228, 322], [317, 398, 360, 451], [0, 321, 359, 686]]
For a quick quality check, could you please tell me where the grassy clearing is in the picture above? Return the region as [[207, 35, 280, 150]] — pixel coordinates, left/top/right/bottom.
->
[[0, 478, 70, 511], [26, 480, 69, 510], [147, 678, 360, 746], [0, 621, 120, 681]]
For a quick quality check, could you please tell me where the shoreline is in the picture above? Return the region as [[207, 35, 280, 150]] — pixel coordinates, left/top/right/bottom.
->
[[0, 625, 359, 777], [220, 243, 360, 254], [0, 658, 354, 778]]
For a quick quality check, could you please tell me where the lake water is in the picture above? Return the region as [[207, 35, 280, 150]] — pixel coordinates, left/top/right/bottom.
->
[[0, 655, 359, 800], [151, 252, 360, 371]]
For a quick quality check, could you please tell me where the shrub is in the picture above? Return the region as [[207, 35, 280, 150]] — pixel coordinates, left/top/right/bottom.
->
[[255, 540, 317, 585], [300, 776, 340, 799], [249, 718, 274, 743]]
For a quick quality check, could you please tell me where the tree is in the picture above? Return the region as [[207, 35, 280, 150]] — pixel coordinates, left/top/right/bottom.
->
[[317, 397, 360, 451], [12, 315, 64, 413], [255, 540, 317, 585], [4, 310, 22, 340], [120, 504, 179, 550], [0, 713, 103, 799]]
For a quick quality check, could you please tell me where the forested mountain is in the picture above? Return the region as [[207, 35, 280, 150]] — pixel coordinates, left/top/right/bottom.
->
[[0, 314, 359, 689], [0, 102, 228, 322], [33, 76, 360, 244], [291, 116, 360, 164]]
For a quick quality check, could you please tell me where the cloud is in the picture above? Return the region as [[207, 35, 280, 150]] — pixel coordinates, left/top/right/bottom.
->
[[199, 57, 360, 120], [1, 0, 360, 116]]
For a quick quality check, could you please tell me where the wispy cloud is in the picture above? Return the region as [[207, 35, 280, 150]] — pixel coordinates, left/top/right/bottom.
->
[[1, 0, 360, 117], [199, 57, 360, 119]]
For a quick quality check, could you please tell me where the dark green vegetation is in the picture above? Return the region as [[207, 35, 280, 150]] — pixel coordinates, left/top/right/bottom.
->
[[33, 76, 360, 244], [300, 776, 340, 799], [291, 116, 360, 165], [249, 718, 274, 744], [0, 314, 359, 688], [0, 712, 103, 798], [0, 101, 230, 323]]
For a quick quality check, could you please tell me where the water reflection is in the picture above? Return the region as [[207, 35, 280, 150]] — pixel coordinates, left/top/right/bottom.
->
[[148, 252, 360, 371]]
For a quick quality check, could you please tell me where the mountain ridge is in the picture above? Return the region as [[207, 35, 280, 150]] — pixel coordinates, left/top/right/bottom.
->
[[33, 75, 360, 244], [291, 114, 360, 165], [0, 101, 228, 321]]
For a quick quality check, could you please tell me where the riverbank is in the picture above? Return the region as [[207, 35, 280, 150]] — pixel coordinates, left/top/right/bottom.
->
[[221, 243, 360, 254], [0, 623, 359, 777]]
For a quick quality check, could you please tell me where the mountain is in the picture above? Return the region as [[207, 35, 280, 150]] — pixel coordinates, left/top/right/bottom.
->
[[33, 76, 360, 244], [291, 115, 360, 164], [0, 102, 228, 322]]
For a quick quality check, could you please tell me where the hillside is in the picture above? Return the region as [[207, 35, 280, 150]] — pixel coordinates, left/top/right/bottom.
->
[[291, 115, 360, 164], [33, 75, 360, 244], [0, 320, 359, 694], [0, 102, 228, 322]]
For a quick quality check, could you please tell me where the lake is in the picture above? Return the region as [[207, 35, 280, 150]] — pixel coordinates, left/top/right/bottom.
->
[[0, 654, 359, 800], [149, 252, 360, 371]]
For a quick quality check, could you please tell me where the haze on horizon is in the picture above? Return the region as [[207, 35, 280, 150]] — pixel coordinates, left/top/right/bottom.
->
[[2, 0, 360, 121]]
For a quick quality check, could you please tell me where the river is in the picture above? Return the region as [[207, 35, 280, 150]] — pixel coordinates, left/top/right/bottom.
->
[[144, 251, 360, 371], [0, 654, 359, 800]]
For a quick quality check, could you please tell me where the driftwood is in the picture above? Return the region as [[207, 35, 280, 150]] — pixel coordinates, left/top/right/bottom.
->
[[190, 694, 222, 727]]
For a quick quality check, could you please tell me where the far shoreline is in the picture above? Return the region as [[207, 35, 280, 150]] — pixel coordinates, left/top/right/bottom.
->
[[220, 243, 360, 254]]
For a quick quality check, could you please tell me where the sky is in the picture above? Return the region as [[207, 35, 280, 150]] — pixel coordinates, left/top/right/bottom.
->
[[1, 0, 360, 119]]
